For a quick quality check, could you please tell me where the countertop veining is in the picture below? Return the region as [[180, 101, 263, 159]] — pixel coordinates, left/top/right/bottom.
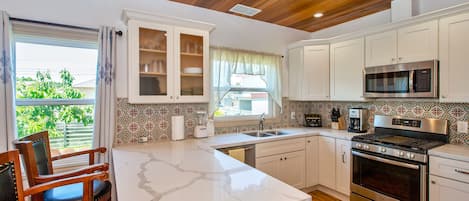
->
[[429, 143, 469, 163], [113, 127, 364, 201]]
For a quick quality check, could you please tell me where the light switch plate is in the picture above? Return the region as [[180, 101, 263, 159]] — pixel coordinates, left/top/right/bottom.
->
[[291, 112, 296, 120], [457, 121, 468, 134]]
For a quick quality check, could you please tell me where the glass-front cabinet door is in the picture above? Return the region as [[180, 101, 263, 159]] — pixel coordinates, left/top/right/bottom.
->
[[175, 27, 209, 103], [128, 20, 174, 103]]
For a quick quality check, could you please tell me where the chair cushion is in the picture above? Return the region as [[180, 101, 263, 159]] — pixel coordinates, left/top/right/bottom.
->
[[32, 140, 51, 175], [0, 162, 18, 201], [44, 180, 111, 201]]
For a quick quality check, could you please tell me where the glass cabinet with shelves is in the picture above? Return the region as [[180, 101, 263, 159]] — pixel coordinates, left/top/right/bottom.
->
[[126, 15, 212, 104]]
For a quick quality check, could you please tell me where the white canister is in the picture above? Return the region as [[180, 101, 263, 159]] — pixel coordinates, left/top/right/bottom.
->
[[207, 119, 215, 137], [171, 116, 185, 141]]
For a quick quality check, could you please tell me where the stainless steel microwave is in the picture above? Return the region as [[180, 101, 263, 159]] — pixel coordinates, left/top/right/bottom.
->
[[363, 60, 438, 98]]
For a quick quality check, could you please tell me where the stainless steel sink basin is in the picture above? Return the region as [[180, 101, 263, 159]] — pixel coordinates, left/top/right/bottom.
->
[[242, 130, 298, 137]]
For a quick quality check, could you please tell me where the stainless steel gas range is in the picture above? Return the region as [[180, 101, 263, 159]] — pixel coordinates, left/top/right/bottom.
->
[[351, 115, 448, 201]]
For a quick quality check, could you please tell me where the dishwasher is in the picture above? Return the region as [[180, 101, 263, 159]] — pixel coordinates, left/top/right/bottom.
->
[[217, 144, 256, 167]]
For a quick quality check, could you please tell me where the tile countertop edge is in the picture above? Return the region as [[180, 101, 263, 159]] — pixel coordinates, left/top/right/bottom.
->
[[428, 144, 469, 163]]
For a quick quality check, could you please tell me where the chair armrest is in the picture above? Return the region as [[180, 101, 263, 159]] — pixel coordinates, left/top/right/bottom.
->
[[35, 163, 109, 184], [52, 147, 107, 165], [24, 171, 109, 201]]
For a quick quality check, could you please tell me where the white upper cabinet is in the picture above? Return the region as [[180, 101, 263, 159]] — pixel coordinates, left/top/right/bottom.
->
[[365, 20, 438, 67], [439, 13, 469, 102], [125, 10, 213, 104], [330, 38, 365, 101], [398, 20, 438, 63], [365, 30, 398, 67], [288, 45, 330, 101]]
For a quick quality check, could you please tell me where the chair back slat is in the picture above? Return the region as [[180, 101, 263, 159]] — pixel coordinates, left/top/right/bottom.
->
[[0, 150, 25, 201]]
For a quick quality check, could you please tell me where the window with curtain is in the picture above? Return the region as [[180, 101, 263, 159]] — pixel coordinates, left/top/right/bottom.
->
[[210, 47, 282, 119], [12, 21, 98, 160]]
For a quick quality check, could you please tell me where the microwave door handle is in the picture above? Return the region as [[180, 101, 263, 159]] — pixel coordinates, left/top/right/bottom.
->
[[352, 151, 419, 170], [409, 70, 415, 93]]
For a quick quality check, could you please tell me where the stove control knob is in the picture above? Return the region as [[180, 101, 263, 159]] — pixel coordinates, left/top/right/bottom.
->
[[399, 151, 405, 157], [356, 144, 362, 149], [364, 145, 370, 150], [406, 153, 413, 159], [410, 154, 415, 159], [380, 148, 387, 153]]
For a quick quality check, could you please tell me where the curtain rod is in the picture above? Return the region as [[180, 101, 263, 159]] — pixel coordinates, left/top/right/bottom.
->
[[211, 46, 285, 58], [9, 17, 123, 36]]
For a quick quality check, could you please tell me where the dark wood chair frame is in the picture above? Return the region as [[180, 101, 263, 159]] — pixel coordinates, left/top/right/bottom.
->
[[13, 131, 109, 201], [0, 150, 108, 201]]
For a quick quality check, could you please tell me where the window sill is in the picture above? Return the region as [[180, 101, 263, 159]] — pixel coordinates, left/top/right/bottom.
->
[[214, 116, 281, 128]]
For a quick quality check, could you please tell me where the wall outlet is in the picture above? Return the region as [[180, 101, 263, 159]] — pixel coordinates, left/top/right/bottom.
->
[[457, 121, 468, 134], [138, 136, 148, 143], [291, 112, 296, 120]]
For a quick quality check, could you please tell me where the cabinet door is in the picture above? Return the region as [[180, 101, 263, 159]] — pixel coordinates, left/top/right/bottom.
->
[[279, 150, 306, 189], [439, 13, 469, 102], [302, 45, 330, 100], [398, 20, 438, 63], [306, 136, 319, 187], [288, 47, 303, 100], [256, 154, 281, 178], [429, 175, 469, 201], [128, 20, 174, 103], [365, 30, 397, 67], [330, 38, 365, 101], [335, 139, 351, 195], [318, 136, 336, 189], [174, 27, 210, 103]]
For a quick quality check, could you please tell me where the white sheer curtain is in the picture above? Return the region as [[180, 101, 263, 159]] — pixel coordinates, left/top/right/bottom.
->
[[209, 47, 282, 116], [0, 11, 16, 152], [93, 26, 116, 163]]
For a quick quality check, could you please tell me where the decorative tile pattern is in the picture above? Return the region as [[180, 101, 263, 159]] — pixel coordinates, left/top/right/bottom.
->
[[115, 98, 469, 146]]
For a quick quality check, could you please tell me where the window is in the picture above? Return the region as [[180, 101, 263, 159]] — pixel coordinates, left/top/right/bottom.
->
[[215, 74, 272, 118], [13, 23, 98, 157], [210, 48, 282, 120]]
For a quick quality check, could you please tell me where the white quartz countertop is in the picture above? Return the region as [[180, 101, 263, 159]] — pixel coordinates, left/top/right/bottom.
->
[[113, 128, 364, 201], [429, 144, 469, 163]]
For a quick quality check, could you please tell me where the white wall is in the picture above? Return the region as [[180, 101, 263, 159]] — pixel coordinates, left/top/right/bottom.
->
[[310, 0, 469, 39], [0, 0, 310, 97]]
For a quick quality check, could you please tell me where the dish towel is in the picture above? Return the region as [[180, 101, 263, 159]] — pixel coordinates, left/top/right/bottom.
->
[[228, 148, 245, 163]]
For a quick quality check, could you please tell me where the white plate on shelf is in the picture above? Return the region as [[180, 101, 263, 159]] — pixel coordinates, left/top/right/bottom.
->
[[183, 67, 202, 74]]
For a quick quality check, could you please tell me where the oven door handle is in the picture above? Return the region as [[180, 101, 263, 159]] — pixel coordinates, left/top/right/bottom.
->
[[352, 151, 420, 170]]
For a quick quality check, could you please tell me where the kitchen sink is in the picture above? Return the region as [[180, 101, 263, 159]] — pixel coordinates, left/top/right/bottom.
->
[[242, 130, 298, 137]]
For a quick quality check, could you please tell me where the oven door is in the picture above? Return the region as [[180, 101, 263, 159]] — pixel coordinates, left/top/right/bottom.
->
[[363, 60, 438, 98], [351, 150, 427, 201]]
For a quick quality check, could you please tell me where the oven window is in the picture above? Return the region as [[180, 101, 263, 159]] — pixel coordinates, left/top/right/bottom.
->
[[352, 153, 420, 201], [366, 71, 409, 93]]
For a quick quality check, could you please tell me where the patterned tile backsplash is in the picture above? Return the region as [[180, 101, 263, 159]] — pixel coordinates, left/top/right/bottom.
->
[[115, 98, 469, 145]]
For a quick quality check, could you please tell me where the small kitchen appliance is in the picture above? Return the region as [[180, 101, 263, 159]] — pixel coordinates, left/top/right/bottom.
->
[[194, 111, 208, 138], [304, 114, 322, 127], [351, 115, 448, 201], [348, 108, 369, 133]]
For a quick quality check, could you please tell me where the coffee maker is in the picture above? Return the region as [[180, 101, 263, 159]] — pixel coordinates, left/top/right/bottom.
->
[[348, 108, 368, 133]]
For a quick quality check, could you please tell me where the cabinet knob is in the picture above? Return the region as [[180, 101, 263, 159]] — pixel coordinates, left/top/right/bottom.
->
[[170, 96, 173, 99], [176, 96, 179, 100], [280, 158, 283, 161], [284, 157, 287, 160], [431, 180, 436, 184], [398, 57, 403, 61], [391, 58, 396, 62], [307, 140, 311, 143], [442, 95, 447, 99]]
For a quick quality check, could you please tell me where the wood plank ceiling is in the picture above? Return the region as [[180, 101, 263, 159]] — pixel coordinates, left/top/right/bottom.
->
[[169, 0, 392, 32]]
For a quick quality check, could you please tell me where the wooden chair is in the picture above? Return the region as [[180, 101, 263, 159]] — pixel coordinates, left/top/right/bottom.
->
[[0, 150, 108, 201], [13, 131, 112, 201]]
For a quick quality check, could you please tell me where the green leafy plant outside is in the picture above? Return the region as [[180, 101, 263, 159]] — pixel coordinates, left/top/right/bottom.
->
[[16, 70, 94, 139]]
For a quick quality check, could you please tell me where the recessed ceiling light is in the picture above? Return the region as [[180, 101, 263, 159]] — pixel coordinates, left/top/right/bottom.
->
[[229, 4, 262, 17], [314, 12, 324, 18]]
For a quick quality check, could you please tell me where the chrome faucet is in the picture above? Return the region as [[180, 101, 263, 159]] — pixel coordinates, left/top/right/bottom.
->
[[258, 113, 265, 133]]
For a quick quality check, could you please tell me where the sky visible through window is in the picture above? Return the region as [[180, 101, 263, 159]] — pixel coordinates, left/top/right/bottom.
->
[[15, 42, 98, 97]]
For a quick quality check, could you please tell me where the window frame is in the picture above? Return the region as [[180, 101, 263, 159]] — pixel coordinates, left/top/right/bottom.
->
[[12, 30, 98, 169]]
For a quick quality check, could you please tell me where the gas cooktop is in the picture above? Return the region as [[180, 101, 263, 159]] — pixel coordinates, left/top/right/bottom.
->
[[352, 133, 446, 154]]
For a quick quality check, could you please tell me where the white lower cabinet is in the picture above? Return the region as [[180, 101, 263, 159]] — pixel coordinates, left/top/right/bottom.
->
[[335, 139, 351, 195], [306, 136, 319, 187], [429, 175, 469, 201], [318, 136, 336, 189], [255, 139, 306, 189]]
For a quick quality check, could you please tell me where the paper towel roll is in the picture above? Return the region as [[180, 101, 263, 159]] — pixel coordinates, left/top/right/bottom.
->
[[171, 116, 185, 141]]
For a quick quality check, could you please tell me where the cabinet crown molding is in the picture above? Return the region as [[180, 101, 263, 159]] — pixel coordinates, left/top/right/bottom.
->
[[122, 9, 216, 32]]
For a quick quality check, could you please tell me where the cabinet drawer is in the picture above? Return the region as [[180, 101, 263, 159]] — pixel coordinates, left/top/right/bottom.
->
[[256, 138, 305, 158], [430, 156, 469, 183]]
